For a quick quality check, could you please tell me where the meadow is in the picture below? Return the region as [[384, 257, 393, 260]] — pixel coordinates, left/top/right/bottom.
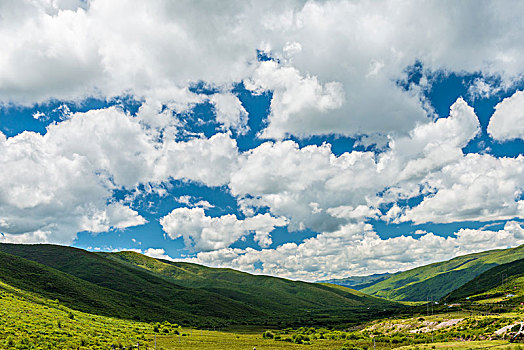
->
[[2, 278, 523, 350]]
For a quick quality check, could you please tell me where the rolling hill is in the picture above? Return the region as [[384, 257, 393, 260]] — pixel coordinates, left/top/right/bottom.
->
[[326, 244, 524, 302], [0, 247, 257, 326], [0, 243, 400, 327], [100, 251, 394, 317]]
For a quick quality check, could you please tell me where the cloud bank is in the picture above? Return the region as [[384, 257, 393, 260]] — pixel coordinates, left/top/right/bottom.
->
[[1, 0, 524, 279]]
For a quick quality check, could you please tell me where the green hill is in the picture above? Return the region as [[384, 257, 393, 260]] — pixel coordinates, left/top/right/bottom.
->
[[0, 243, 400, 327], [101, 251, 392, 310], [445, 257, 524, 302], [358, 244, 524, 301], [99, 250, 398, 325], [0, 247, 257, 326]]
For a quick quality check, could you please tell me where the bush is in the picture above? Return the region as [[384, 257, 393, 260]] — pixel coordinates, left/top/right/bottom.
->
[[340, 342, 365, 350], [263, 330, 274, 339], [293, 334, 308, 344]]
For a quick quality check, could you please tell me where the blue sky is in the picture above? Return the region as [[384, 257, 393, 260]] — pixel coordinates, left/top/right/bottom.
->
[[1, 0, 524, 280]]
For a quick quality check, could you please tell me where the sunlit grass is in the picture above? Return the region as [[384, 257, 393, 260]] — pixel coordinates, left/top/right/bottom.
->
[[0, 281, 155, 349], [398, 340, 521, 350], [155, 330, 347, 350]]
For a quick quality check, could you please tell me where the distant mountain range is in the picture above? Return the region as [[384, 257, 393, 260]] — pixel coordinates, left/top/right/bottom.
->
[[0, 243, 398, 328], [318, 273, 391, 290], [323, 244, 524, 302]]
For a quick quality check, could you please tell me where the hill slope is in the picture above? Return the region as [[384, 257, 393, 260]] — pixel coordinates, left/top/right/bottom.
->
[[0, 247, 259, 326], [445, 257, 524, 302], [356, 244, 524, 301], [0, 243, 399, 327], [0, 278, 157, 349], [100, 251, 398, 323]]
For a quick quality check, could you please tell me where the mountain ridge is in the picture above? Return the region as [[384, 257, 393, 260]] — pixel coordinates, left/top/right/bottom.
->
[[445, 256, 524, 302]]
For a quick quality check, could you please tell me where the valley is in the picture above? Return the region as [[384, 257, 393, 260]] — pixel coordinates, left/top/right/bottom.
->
[[0, 243, 523, 349]]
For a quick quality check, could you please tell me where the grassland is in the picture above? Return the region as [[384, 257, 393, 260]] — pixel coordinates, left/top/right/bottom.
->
[[446, 258, 524, 303], [0, 280, 157, 349], [0, 278, 384, 349], [397, 340, 523, 350], [1, 274, 523, 349]]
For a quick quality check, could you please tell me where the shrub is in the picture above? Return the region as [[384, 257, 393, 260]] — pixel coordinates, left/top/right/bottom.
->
[[340, 342, 365, 350], [293, 334, 307, 344], [263, 330, 274, 339]]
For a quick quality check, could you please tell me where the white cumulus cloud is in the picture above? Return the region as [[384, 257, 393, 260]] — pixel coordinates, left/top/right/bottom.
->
[[488, 90, 524, 141], [230, 98, 485, 232], [209, 93, 249, 134], [399, 154, 524, 224], [185, 221, 524, 281], [2, 1, 524, 138], [0, 107, 242, 244], [160, 207, 287, 251]]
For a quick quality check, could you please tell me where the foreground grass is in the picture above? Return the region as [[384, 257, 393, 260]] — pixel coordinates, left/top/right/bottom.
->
[[0, 280, 354, 349], [0, 281, 155, 349], [398, 340, 521, 350], [156, 330, 347, 350]]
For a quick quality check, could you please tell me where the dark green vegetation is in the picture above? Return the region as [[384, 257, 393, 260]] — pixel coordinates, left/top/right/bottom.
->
[[102, 250, 397, 326], [446, 257, 524, 303], [0, 243, 400, 328], [0, 246, 252, 327], [319, 273, 391, 290], [336, 244, 524, 301]]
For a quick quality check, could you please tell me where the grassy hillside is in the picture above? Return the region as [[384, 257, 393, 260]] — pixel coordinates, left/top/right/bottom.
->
[[0, 278, 157, 349], [446, 257, 524, 302], [1, 245, 522, 349], [101, 251, 400, 325], [0, 243, 400, 327], [4, 280, 522, 350], [360, 244, 524, 301], [0, 248, 257, 326], [1, 278, 356, 349]]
